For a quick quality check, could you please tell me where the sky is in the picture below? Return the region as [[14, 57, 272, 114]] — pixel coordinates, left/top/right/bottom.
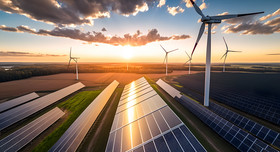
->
[[0, 0, 279, 63]]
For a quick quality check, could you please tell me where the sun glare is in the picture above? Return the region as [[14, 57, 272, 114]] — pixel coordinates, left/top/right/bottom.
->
[[122, 46, 133, 59]]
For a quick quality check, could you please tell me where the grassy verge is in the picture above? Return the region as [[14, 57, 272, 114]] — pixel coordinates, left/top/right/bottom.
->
[[32, 90, 101, 152], [145, 76, 236, 152], [77, 87, 123, 152]]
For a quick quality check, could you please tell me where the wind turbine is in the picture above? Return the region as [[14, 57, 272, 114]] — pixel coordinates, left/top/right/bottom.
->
[[189, 0, 263, 106], [68, 47, 80, 80], [184, 51, 192, 74], [221, 37, 242, 72], [161, 44, 178, 76]]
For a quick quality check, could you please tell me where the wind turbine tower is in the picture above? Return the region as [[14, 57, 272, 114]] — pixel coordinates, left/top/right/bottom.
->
[[189, 0, 263, 106], [221, 37, 242, 72], [68, 47, 80, 80], [161, 45, 178, 76]]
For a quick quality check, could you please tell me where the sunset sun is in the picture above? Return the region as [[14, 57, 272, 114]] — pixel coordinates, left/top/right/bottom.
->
[[122, 46, 133, 59]]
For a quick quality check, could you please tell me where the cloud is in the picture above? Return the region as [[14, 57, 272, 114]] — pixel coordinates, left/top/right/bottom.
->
[[0, 0, 158, 26], [267, 53, 280, 55], [0, 25, 191, 46], [0, 51, 67, 57], [199, 2, 207, 10], [184, 0, 206, 10], [260, 8, 280, 21], [101, 27, 107, 32], [167, 6, 184, 16], [157, 0, 166, 8], [223, 17, 280, 35], [184, 0, 194, 8]]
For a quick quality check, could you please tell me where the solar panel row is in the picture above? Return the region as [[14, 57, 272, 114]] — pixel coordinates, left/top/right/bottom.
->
[[49, 80, 119, 152], [0, 107, 64, 152], [0, 82, 85, 131], [178, 95, 278, 152], [0, 92, 39, 113], [156, 79, 182, 98], [210, 90, 280, 125], [106, 77, 206, 152], [209, 102, 280, 149]]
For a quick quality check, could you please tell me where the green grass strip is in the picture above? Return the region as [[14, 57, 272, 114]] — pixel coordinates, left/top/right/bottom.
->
[[33, 90, 101, 152]]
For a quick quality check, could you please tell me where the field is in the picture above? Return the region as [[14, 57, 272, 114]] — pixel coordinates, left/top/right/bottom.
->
[[33, 90, 101, 152], [0, 71, 191, 100]]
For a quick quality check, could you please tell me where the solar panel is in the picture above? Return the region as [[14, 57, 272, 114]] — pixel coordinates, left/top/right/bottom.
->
[[0, 92, 39, 113], [49, 80, 119, 152], [173, 75, 280, 125], [0, 82, 84, 131], [0, 107, 64, 152], [156, 79, 182, 98], [106, 77, 206, 152], [178, 95, 278, 152], [209, 102, 280, 149]]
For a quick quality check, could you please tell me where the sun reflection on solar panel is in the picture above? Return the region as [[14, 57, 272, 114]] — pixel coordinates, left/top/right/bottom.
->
[[127, 81, 137, 150]]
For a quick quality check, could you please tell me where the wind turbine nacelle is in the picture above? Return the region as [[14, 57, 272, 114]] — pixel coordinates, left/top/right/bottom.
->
[[201, 17, 221, 24]]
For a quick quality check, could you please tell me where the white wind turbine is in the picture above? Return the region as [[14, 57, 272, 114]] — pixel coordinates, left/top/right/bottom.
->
[[161, 44, 178, 76], [221, 37, 242, 72], [68, 47, 80, 80], [184, 51, 192, 74], [189, 0, 263, 106]]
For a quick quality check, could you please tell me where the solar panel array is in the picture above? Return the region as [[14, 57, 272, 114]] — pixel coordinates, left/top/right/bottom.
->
[[0, 82, 85, 131], [0, 107, 64, 152], [0, 92, 39, 113], [209, 102, 280, 149], [106, 77, 206, 152], [156, 79, 182, 98], [174, 76, 280, 125], [178, 95, 278, 152], [210, 88, 280, 125], [49, 80, 119, 152]]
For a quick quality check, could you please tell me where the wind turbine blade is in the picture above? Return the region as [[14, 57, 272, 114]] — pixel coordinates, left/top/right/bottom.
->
[[211, 11, 264, 20], [67, 59, 71, 69], [185, 59, 190, 64], [185, 51, 191, 59], [191, 22, 205, 57], [163, 55, 167, 64], [70, 47, 72, 58], [160, 44, 167, 52], [189, 0, 205, 18], [168, 49, 178, 53], [228, 50, 242, 52], [220, 52, 227, 60], [223, 37, 228, 51]]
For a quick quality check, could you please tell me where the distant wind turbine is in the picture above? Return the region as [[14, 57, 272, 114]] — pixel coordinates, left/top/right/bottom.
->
[[161, 44, 178, 76], [221, 37, 242, 72], [189, 0, 263, 106], [68, 47, 80, 80], [184, 51, 192, 74]]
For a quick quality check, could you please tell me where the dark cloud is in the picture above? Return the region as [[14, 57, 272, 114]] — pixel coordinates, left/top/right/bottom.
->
[[224, 17, 280, 35], [0, 51, 66, 57], [0, 0, 159, 26], [0, 25, 19, 32], [101, 27, 107, 32], [0, 25, 190, 46]]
